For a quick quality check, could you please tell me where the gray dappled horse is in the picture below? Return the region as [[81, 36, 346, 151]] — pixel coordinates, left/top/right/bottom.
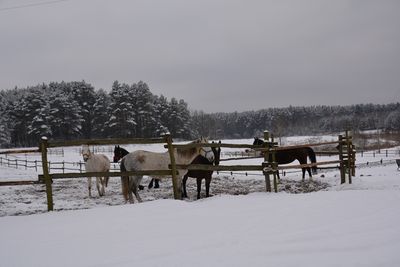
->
[[120, 137, 214, 203]]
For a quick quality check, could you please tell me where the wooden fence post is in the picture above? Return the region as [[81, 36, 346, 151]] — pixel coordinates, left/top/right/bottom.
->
[[40, 137, 53, 211], [338, 135, 346, 184], [351, 144, 356, 177], [271, 134, 278, 193], [165, 133, 181, 199], [346, 130, 352, 184], [263, 130, 272, 192]]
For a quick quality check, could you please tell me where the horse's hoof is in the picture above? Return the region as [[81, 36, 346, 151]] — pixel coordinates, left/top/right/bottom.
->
[[138, 185, 144, 190], [154, 184, 160, 189]]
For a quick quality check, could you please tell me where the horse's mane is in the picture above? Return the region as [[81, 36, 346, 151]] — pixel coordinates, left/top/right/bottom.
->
[[120, 147, 129, 155]]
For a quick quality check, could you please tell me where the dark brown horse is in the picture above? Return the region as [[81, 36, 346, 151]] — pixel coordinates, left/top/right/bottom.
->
[[253, 137, 317, 180], [182, 141, 221, 199]]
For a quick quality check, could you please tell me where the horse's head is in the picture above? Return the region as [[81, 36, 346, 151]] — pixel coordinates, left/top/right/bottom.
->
[[82, 145, 91, 162], [198, 137, 215, 163], [253, 137, 264, 146], [211, 141, 222, 166], [113, 145, 129, 163]]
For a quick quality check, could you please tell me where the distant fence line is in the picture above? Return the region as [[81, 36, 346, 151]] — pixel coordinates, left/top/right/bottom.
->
[[0, 156, 120, 173]]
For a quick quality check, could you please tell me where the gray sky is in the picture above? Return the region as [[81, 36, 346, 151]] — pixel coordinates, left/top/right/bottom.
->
[[1, 0, 399, 112]]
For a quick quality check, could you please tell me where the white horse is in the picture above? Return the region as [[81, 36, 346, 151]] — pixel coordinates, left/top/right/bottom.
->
[[81, 145, 111, 197], [120, 137, 214, 203]]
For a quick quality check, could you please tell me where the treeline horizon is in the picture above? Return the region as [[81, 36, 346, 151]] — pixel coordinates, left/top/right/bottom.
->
[[1, 80, 399, 148]]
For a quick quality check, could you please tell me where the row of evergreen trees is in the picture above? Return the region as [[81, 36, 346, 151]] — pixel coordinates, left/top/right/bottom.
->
[[1, 80, 399, 148], [0, 81, 194, 147], [191, 103, 400, 139]]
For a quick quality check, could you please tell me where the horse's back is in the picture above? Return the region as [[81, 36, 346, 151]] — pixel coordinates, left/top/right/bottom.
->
[[123, 150, 169, 171], [86, 154, 110, 172]]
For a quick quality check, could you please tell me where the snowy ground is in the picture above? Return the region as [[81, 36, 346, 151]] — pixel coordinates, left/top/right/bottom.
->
[[1, 137, 400, 266]]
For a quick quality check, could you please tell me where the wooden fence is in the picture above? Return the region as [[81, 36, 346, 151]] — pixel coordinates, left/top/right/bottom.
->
[[38, 135, 180, 211], [1, 130, 356, 212], [170, 130, 355, 193]]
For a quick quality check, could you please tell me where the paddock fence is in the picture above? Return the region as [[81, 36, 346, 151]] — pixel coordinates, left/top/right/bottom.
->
[[1, 130, 356, 212], [169, 130, 355, 193]]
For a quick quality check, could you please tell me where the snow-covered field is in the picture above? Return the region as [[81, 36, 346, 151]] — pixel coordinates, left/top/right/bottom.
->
[[1, 137, 400, 266]]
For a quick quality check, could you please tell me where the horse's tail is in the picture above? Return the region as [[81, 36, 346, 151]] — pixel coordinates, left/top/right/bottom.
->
[[306, 147, 317, 174], [120, 158, 129, 201]]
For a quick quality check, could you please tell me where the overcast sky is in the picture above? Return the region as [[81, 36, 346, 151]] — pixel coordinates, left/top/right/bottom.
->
[[0, 0, 399, 112]]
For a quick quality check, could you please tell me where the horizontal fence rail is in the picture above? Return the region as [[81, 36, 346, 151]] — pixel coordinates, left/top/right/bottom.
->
[[47, 137, 167, 148], [0, 148, 40, 154], [38, 170, 176, 181], [173, 164, 263, 172]]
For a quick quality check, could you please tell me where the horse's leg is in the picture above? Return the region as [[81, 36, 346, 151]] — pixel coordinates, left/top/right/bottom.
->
[[96, 177, 103, 197], [121, 176, 129, 202], [182, 175, 188, 198], [148, 178, 154, 189], [88, 177, 92, 197], [101, 177, 106, 195], [127, 177, 135, 203], [105, 175, 110, 187], [131, 176, 143, 203], [205, 175, 211, 198], [307, 167, 313, 180], [298, 157, 308, 182], [196, 178, 202, 199], [154, 179, 160, 188]]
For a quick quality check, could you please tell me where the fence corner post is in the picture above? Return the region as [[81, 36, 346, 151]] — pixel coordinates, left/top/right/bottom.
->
[[164, 133, 181, 200], [270, 134, 278, 193], [40, 136, 53, 211], [338, 135, 345, 184], [263, 130, 272, 192], [346, 130, 353, 184]]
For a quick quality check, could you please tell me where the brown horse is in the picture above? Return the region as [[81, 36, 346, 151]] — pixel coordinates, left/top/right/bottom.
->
[[182, 141, 221, 199], [253, 137, 317, 180]]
